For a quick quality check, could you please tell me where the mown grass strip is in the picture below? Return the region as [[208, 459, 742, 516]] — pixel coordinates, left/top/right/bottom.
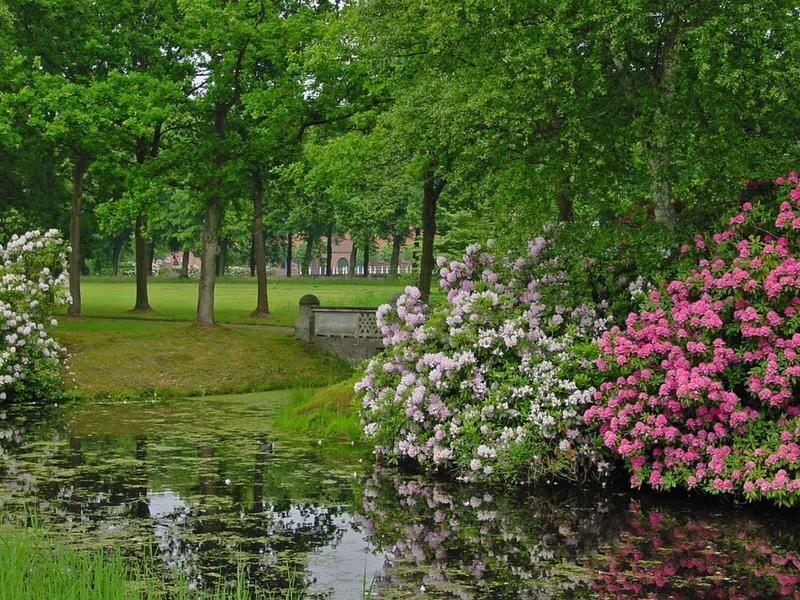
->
[[60, 278, 407, 327]]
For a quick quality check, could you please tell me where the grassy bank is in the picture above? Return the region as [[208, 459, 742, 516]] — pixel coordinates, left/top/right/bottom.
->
[[274, 379, 361, 442], [0, 521, 307, 599], [61, 277, 406, 327], [55, 319, 351, 400]]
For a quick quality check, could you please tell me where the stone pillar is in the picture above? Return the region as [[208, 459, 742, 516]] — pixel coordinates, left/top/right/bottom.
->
[[295, 294, 320, 341]]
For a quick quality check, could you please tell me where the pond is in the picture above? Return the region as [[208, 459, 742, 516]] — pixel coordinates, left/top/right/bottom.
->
[[1, 392, 799, 599]]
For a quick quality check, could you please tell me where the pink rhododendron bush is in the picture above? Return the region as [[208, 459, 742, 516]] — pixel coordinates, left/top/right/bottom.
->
[[355, 235, 610, 483], [0, 230, 69, 401], [585, 173, 800, 505]]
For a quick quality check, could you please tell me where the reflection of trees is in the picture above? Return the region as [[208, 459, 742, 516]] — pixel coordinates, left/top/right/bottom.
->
[[1, 407, 362, 596], [360, 470, 800, 599], [134, 436, 150, 519], [149, 439, 350, 591], [0, 403, 65, 498]]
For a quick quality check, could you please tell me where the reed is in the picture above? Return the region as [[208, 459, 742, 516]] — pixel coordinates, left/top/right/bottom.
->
[[0, 520, 309, 600]]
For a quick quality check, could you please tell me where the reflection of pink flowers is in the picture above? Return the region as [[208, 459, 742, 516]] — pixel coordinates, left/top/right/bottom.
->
[[591, 502, 800, 599]]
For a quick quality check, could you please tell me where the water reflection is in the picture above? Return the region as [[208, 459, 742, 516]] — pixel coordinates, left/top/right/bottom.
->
[[1, 398, 800, 598], [360, 469, 800, 599], [588, 500, 800, 599], [0, 394, 383, 598]]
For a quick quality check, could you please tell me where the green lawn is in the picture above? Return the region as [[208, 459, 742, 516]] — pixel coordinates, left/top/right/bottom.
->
[[55, 319, 352, 399], [52, 277, 403, 400], [63, 277, 407, 326]]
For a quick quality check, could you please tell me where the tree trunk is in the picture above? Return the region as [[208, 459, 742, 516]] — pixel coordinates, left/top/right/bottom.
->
[[390, 231, 402, 276], [196, 107, 227, 325], [111, 235, 123, 277], [132, 127, 161, 310], [362, 237, 370, 278], [649, 27, 678, 229], [251, 172, 270, 316], [649, 147, 675, 227], [147, 241, 155, 275], [196, 64, 242, 323], [133, 214, 151, 311], [180, 250, 190, 278], [349, 242, 357, 277], [325, 225, 333, 277], [284, 233, 292, 277], [302, 231, 315, 276], [411, 227, 421, 273], [67, 155, 88, 317], [419, 170, 443, 301], [249, 238, 255, 277], [555, 174, 573, 222], [216, 238, 228, 277], [197, 196, 222, 325]]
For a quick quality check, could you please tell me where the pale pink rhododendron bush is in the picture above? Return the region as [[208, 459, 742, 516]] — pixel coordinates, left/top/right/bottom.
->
[[356, 234, 611, 483], [0, 230, 69, 402], [586, 173, 800, 505]]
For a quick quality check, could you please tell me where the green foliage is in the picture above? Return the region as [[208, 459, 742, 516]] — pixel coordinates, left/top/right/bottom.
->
[[3, 0, 800, 328], [273, 379, 363, 442]]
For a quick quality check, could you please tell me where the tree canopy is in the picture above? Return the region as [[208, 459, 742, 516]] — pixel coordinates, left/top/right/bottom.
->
[[2, 0, 799, 319]]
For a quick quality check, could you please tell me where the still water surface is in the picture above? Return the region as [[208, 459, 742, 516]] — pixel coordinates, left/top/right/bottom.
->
[[1, 392, 799, 599]]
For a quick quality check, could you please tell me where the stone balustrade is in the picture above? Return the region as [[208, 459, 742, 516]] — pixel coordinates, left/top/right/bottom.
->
[[295, 294, 395, 365]]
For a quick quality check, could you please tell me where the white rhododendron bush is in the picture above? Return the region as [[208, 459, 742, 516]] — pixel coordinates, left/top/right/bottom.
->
[[0, 230, 69, 401], [355, 234, 611, 483]]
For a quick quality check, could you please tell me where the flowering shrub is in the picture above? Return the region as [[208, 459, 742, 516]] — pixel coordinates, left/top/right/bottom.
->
[[121, 261, 161, 278], [0, 230, 69, 401], [225, 265, 250, 278], [356, 234, 610, 483], [586, 173, 800, 505], [119, 261, 136, 277]]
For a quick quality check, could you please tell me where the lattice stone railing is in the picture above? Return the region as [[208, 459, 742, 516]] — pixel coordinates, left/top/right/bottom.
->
[[311, 307, 382, 339], [295, 294, 397, 364]]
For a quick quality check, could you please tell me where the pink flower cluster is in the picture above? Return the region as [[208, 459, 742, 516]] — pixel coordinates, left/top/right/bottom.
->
[[585, 173, 800, 505]]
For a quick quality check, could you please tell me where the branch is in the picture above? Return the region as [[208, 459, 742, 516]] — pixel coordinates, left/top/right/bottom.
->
[[288, 108, 364, 145]]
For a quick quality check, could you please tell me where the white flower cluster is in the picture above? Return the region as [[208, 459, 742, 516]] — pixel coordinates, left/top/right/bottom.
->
[[0, 230, 69, 401], [356, 232, 611, 484]]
